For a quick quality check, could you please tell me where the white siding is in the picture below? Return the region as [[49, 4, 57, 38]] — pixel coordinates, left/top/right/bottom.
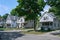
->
[[40, 14, 53, 22]]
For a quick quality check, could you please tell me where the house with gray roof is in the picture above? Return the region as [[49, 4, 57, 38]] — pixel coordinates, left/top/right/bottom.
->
[[17, 16, 25, 28], [0, 18, 5, 28], [39, 12, 60, 31], [5, 15, 34, 28], [24, 20, 34, 28], [5, 15, 25, 28], [6, 15, 17, 28]]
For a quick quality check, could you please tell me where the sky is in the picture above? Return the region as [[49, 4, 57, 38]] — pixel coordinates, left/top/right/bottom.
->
[[0, 0, 18, 16], [0, 0, 50, 16], [41, 4, 51, 15]]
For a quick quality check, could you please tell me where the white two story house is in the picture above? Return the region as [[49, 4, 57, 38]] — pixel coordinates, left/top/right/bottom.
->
[[6, 15, 25, 28], [39, 12, 60, 30], [6, 15, 17, 28], [17, 17, 25, 28]]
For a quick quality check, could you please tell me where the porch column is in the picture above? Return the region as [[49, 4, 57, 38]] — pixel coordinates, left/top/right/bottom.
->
[[11, 24, 12, 28], [53, 22, 54, 30], [41, 22, 42, 27], [49, 22, 50, 28]]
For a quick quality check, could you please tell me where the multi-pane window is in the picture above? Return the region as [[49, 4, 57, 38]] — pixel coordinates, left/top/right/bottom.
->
[[44, 17, 48, 20]]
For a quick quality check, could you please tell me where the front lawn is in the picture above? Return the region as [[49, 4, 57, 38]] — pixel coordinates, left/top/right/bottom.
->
[[56, 34, 60, 37], [21, 29, 48, 34], [0, 28, 49, 35], [0, 28, 5, 31], [0, 28, 21, 31]]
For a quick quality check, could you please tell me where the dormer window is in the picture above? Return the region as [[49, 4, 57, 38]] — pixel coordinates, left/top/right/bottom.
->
[[44, 17, 48, 20]]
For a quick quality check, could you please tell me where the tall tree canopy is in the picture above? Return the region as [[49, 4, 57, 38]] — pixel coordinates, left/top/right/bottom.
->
[[2, 13, 9, 19], [11, 0, 46, 31], [15, 0, 45, 20], [47, 0, 60, 17], [0, 15, 2, 18], [10, 9, 18, 16]]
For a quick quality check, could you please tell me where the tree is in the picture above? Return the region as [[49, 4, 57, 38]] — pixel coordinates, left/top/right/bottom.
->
[[2, 13, 9, 19], [47, 0, 60, 17], [0, 15, 2, 18], [11, 0, 45, 31], [10, 9, 18, 16]]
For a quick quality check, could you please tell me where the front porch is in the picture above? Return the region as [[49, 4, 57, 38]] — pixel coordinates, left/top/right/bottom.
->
[[40, 22, 53, 31]]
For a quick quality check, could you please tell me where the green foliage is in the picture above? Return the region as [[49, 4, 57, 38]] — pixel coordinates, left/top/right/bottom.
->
[[2, 13, 9, 19], [10, 0, 45, 31], [10, 9, 18, 16], [15, 0, 45, 20], [47, 0, 60, 17], [0, 15, 2, 18]]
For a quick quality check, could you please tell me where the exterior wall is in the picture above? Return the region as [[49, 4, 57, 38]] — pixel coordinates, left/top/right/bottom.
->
[[6, 19, 17, 28], [40, 22, 53, 30], [53, 18, 58, 30], [40, 14, 53, 22], [50, 18, 60, 30], [17, 17, 25, 28], [24, 20, 34, 28], [58, 20, 60, 29], [39, 13, 60, 30], [0, 21, 5, 28], [39, 19, 60, 31], [12, 21, 17, 28]]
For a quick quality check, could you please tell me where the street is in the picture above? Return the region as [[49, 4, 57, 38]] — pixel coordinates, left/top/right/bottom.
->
[[0, 30, 60, 40]]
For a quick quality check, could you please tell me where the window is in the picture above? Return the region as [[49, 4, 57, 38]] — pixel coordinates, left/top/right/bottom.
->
[[21, 19, 22, 22], [44, 17, 48, 20], [42, 22, 49, 26], [50, 22, 53, 25], [7, 24, 11, 26]]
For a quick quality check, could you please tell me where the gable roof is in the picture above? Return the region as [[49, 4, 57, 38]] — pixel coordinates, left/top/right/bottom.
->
[[40, 12, 56, 19], [7, 15, 18, 21], [47, 12, 56, 18], [40, 12, 57, 22], [7, 15, 25, 21]]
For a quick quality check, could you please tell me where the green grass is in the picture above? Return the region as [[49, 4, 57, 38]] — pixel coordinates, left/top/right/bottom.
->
[[4, 28, 21, 31], [0, 28, 33, 31], [0, 28, 5, 31], [21, 30, 48, 34], [57, 35, 60, 37], [0, 28, 21, 31], [58, 35, 60, 36], [0, 28, 48, 34]]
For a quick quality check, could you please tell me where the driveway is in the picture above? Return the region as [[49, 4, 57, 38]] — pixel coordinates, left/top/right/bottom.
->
[[15, 33, 60, 40], [15, 30, 60, 40], [0, 30, 60, 40]]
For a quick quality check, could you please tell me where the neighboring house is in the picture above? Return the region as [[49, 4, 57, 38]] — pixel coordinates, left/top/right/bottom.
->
[[0, 18, 5, 28], [6, 15, 17, 28], [6, 15, 35, 28], [6, 15, 25, 28], [17, 17, 25, 28], [24, 20, 34, 28], [39, 12, 60, 30]]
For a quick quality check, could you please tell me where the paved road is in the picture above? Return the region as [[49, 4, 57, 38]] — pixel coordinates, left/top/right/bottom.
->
[[15, 34, 60, 40], [0, 30, 60, 40], [0, 31, 24, 40]]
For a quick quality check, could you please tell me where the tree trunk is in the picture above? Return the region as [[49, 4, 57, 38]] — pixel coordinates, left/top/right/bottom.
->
[[34, 18, 39, 31], [34, 19, 36, 31]]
